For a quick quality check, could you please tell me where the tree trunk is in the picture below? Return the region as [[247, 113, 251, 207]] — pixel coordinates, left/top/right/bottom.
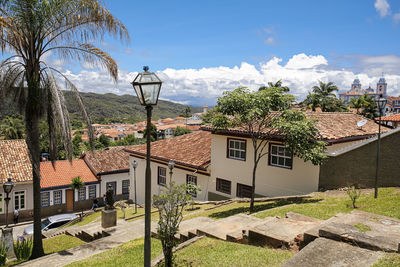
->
[[163, 245, 173, 267], [249, 148, 258, 213], [26, 69, 45, 259]]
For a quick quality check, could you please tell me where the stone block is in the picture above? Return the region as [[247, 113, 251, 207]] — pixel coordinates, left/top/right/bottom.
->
[[101, 209, 117, 228]]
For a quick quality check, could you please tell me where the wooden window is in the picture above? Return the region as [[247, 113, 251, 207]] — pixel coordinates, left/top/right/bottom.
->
[[53, 190, 62, 205], [14, 191, 25, 210], [236, 183, 253, 198], [227, 138, 246, 161], [269, 144, 293, 169], [158, 167, 166, 186], [186, 175, 197, 197], [41, 192, 50, 207], [216, 178, 231, 195], [78, 187, 86, 201], [88, 185, 96, 200], [122, 180, 130, 195]]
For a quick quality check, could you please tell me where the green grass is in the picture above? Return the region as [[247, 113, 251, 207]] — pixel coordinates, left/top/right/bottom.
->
[[166, 237, 292, 267], [354, 223, 371, 232], [66, 238, 162, 267], [373, 253, 400, 267], [43, 234, 86, 255], [255, 188, 400, 220]]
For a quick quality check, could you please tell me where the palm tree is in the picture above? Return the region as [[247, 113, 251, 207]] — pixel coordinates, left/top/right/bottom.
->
[[0, 0, 128, 258], [350, 97, 366, 114], [0, 116, 24, 139], [312, 81, 339, 112], [71, 176, 85, 220], [259, 79, 290, 92], [302, 92, 320, 111]]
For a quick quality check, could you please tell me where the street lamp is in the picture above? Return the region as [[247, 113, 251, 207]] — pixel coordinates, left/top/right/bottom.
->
[[168, 159, 175, 183], [374, 94, 387, 199], [131, 66, 162, 267], [3, 178, 15, 228], [132, 160, 138, 214]]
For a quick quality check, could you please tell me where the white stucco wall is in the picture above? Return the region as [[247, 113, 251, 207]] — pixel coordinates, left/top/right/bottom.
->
[[128, 156, 210, 205], [100, 172, 130, 197], [210, 135, 321, 198], [0, 183, 33, 214], [73, 183, 100, 201]]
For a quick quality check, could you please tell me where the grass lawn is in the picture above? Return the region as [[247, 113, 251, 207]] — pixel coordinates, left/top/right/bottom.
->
[[171, 237, 292, 267], [373, 253, 400, 267], [254, 188, 400, 220], [43, 234, 86, 255], [66, 238, 162, 267]]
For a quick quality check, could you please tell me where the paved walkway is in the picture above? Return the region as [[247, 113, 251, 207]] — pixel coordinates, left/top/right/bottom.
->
[[18, 219, 157, 267]]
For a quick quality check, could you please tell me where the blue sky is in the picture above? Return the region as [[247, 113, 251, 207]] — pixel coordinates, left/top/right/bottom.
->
[[58, 0, 400, 105]]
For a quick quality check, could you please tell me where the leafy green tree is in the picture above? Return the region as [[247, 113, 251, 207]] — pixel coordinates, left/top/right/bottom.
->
[[201, 108, 218, 124], [143, 124, 158, 142], [174, 126, 191, 136], [311, 81, 339, 112], [0, 0, 128, 258], [153, 182, 194, 267], [111, 134, 137, 146], [0, 116, 24, 139], [350, 94, 377, 119], [302, 92, 320, 111], [71, 176, 85, 219], [98, 134, 111, 148], [72, 135, 83, 158], [212, 87, 326, 213], [259, 79, 289, 92]]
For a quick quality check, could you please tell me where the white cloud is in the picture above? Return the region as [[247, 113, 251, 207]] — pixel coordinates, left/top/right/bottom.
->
[[393, 13, 400, 23], [57, 53, 400, 106], [264, 37, 276, 45], [375, 0, 390, 17]]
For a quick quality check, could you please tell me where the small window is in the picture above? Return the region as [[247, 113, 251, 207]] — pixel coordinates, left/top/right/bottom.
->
[[269, 144, 293, 169], [41, 192, 50, 207], [158, 167, 166, 186], [122, 180, 130, 195], [78, 187, 86, 201], [216, 178, 231, 195], [53, 190, 62, 205], [237, 183, 253, 198], [186, 175, 197, 197], [227, 138, 246, 161], [88, 185, 96, 200], [14, 191, 25, 210]]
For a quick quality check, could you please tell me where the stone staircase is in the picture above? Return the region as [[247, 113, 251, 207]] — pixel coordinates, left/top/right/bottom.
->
[[65, 224, 113, 242]]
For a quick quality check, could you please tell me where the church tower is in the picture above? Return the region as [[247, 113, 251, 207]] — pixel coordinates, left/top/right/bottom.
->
[[351, 78, 362, 93], [376, 77, 387, 98]]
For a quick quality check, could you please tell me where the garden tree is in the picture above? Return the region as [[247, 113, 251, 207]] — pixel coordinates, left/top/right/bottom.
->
[[0, 0, 128, 258], [98, 134, 110, 148], [311, 81, 339, 112], [349, 97, 366, 114], [259, 79, 289, 92], [72, 134, 83, 158], [71, 176, 85, 219], [181, 105, 192, 129], [153, 182, 194, 267], [324, 97, 348, 112], [173, 126, 191, 136], [302, 92, 320, 111], [0, 116, 24, 139], [143, 123, 158, 141], [212, 87, 327, 213], [350, 94, 377, 119], [39, 121, 66, 160], [201, 107, 218, 124], [111, 134, 137, 146]]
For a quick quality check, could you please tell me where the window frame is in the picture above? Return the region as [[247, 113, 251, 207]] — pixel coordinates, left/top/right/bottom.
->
[[78, 187, 86, 201], [268, 143, 293, 169], [14, 190, 26, 210], [186, 174, 197, 197], [53, 190, 62, 205], [157, 166, 167, 186], [41, 191, 50, 207], [226, 138, 246, 161], [88, 185, 96, 200], [236, 183, 253, 198], [216, 178, 231, 195], [122, 180, 130, 195]]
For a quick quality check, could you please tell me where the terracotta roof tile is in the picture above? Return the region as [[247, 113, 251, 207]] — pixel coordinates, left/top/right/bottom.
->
[[82, 147, 130, 175], [377, 113, 400, 122], [124, 131, 211, 169], [0, 140, 32, 183], [40, 159, 98, 188]]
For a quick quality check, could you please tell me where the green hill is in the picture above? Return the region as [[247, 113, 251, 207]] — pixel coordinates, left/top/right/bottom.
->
[[1, 91, 203, 124]]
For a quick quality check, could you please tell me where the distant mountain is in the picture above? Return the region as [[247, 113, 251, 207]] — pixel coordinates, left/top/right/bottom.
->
[[0, 91, 203, 124]]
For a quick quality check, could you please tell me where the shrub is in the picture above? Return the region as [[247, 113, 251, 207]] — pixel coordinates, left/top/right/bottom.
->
[[0, 241, 8, 265], [347, 186, 361, 208], [14, 236, 33, 261]]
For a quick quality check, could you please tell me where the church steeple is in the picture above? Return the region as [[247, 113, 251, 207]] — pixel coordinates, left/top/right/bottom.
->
[[377, 75, 387, 98]]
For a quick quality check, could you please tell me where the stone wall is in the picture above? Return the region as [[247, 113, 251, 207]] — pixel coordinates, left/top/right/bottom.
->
[[319, 130, 400, 190]]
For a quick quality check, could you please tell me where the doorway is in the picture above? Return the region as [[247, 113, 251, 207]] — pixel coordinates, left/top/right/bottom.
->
[[66, 189, 74, 211]]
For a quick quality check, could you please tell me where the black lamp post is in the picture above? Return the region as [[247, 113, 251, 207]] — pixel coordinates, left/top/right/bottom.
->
[[132, 160, 138, 214], [168, 159, 175, 183], [131, 66, 162, 267], [375, 94, 387, 199], [3, 178, 15, 228]]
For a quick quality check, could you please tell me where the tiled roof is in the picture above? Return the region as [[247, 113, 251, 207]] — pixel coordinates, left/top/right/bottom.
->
[[0, 140, 32, 183], [40, 159, 98, 189], [201, 112, 391, 143], [124, 131, 211, 170], [82, 147, 130, 175], [377, 113, 400, 122]]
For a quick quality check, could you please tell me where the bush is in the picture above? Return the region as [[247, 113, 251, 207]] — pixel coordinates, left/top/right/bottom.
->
[[0, 241, 8, 265], [14, 236, 33, 261], [346, 186, 361, 208]]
